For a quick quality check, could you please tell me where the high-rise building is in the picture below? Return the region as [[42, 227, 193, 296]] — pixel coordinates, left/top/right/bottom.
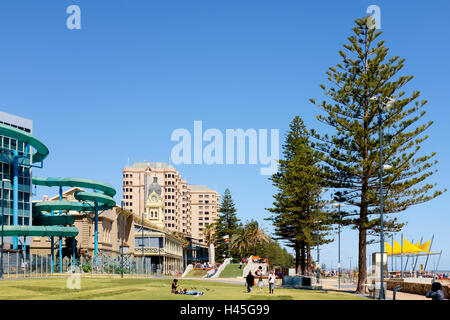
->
[[189, 185, 221, 244], [122, 162, 220, 243]]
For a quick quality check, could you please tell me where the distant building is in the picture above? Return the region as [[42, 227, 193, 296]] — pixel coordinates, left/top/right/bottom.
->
[[122, 162, 220, 244], [189, 184, 220, 244]]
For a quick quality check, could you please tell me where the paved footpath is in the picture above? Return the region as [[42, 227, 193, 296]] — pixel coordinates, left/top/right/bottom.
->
[[320, 278, 429, 300]]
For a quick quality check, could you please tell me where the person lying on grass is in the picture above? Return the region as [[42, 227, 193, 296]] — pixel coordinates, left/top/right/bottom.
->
[[178, 288, 204, 296]]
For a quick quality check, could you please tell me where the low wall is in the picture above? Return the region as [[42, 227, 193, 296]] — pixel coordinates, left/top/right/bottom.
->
[[210, 258, 230, 279], [181, 264, 193, 278], [282, 275, 314, 288], [386, 279, 450, 297]]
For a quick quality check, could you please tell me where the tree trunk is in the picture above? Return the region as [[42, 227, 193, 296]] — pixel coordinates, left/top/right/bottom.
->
[[300, 241, 306, 275], [295, 242, 301, 274], [306, 243, 312, 275], [356, 226, 367, 293]]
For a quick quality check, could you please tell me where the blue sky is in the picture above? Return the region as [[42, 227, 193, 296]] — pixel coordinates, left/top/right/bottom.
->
[[0, 0, 449, 270]]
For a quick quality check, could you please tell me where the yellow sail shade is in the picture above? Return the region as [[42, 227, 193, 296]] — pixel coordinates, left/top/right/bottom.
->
[[384, 238, 432, 255]]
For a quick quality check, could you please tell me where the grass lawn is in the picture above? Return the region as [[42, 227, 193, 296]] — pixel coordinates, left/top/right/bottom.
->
[[219, 263, 245, 278], [186, 269, 208, 278], [0, 278, 367, 300]]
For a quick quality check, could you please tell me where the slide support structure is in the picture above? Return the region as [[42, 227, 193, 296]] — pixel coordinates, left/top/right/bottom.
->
[[94, 201, 99, 261], [13, 150, 18, 249], [72, 237, 75, 270], [59, 236, 62, 273], [50, 211, 54, 273]]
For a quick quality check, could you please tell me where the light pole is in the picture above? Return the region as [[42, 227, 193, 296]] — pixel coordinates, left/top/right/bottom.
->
[[1, 178, 11, 279], [333, 202, 345, 289], [142, 210, 145, 275], [370, 95, 395, 300], [317, 207, 320, 282], [316, 189, 325, 283], [121, 200, 124, 278]]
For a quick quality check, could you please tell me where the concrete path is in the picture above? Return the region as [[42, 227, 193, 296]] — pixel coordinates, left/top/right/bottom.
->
[[320, 278, 429, 300]]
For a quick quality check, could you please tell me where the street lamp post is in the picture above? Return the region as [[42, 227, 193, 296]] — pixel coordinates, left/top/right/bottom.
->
[[142, 211, 145, 276], [121, 200, 124, 279], [333, 202, 345, 289], [371, 95, 395, 300], [1, 179, 11, 279]]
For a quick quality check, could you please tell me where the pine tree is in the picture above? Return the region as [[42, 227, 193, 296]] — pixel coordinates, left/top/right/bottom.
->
[[215, 188, 240, 261], [267, 116, 333, 275], [309, 17, 446, 292]]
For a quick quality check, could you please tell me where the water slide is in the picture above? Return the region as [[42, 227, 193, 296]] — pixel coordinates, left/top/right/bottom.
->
[[0, 123, 49, 163], [1, 121, 117, 273], [0, 123, 116, 239]]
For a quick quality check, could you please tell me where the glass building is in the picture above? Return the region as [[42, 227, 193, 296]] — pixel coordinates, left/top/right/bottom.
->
[[0, 111, 33, 248]]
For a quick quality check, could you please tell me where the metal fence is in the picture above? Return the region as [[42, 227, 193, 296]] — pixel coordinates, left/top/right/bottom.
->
[[0, 253, 179, 278]]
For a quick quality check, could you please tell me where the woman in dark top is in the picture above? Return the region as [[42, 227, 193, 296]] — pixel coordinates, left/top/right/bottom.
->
[[246, 272, 255, 293], [171, 279, 179, 294]]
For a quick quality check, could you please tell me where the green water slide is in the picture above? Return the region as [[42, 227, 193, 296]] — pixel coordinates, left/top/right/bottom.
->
[[1, 226, 78, 237], [32, 177, 116, 197], [32, 177, 116, 213], [0, 123, 49, 163], [0, 122, 117, 250]]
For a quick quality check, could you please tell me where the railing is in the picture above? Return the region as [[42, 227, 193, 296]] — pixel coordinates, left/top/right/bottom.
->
[[0, 252, 184, 278]]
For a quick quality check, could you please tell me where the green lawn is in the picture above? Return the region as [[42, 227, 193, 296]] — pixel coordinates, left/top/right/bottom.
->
[[219, 263, 245, 278], [0, 278, 367, 300], [186, 269, 208, 278]]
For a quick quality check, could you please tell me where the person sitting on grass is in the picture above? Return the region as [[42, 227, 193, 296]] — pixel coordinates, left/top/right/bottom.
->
[[171, 279, 179, 294]]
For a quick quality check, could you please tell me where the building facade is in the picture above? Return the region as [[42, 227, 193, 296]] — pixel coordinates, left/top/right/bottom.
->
[[30, 187, 184, 274], [189, 185, 221, 244], [122, 162, 221, 244], [0, 111, 33, 248]]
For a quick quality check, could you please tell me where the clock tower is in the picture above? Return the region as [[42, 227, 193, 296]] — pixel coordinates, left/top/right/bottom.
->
[[145, 176, 165, 230]]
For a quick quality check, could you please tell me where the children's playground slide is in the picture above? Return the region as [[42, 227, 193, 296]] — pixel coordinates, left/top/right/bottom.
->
[[0, 122, 116, 270]]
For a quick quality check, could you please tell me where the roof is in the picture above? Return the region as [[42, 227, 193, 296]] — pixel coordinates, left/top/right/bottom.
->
[[126, 162, 172, 169], [188, 185, 214, 191]]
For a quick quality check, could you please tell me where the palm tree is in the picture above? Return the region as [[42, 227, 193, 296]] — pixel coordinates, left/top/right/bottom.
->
[[246, 221, 270, 256], [230, 230, 252, 259], [202, 223, 216, 246], [202, 223, 217, 263]]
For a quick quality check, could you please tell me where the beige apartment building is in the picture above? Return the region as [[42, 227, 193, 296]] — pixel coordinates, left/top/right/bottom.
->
[[122, 162, 220, 243], [189, 185, 221, 244]]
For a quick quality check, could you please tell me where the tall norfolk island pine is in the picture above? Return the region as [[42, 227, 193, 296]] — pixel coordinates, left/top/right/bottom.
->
[[309, 17, 445, 292], [268, 116, 333, 275], [215, 188, 240, 261]]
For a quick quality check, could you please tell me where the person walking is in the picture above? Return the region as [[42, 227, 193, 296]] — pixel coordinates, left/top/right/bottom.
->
[[246, 271, 255, 293], [258, 272, 264, 293], [268, 270, 275, 294], [426, 282, 445, 300]]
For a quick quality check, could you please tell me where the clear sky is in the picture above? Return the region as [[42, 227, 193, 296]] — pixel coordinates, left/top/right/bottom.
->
[[0, 0, 449, 270]]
